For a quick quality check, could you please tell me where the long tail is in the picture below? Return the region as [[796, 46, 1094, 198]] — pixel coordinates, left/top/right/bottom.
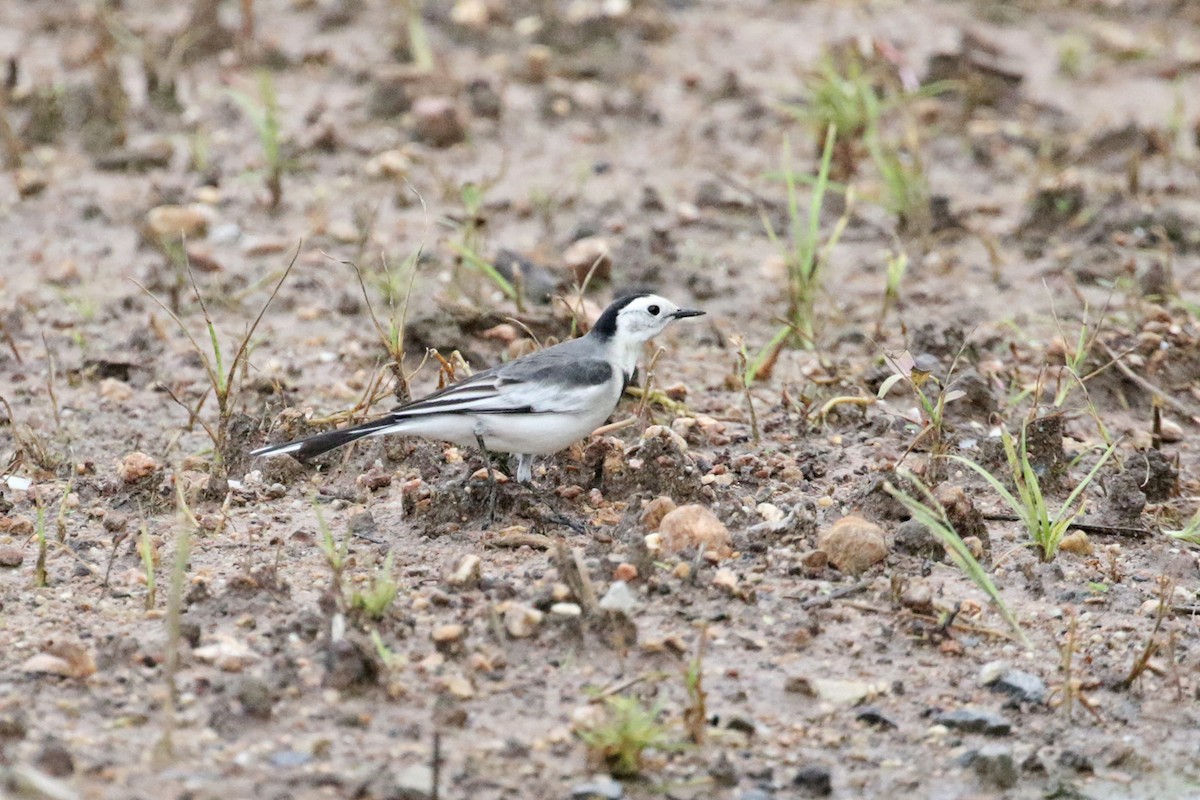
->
[[251, 416, 400, 461]]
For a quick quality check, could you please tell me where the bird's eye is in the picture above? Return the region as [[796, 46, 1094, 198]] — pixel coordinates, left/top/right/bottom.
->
[[647, 304, 660, 316]]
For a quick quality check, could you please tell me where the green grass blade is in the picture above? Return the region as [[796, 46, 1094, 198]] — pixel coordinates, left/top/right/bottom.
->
[[887, 476, 1029, 647], [450, 242, 518, 300]]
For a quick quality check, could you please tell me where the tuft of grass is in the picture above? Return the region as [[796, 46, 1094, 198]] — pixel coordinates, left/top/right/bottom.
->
[[350, 551, 399, 620], [1165, 508, 1200, 546], [135, 246, 297, 489], [886, 471, 1029, 647], [790, 54, 875, 178], [877, 348, 967, 477], [155, 476, 197, 765], [578, 694, 677, 779], [447, 183, 519, 306], [346, 248, 425, 403], [950, 425, 1116, 562], [681, 630, 708, 745], [787, 50, 948, 238], [760, 126, 851, 350], [138, 523, 157, 610], [228, 72, 286, 210], [315, 502, 349, 597], [874, 249, 909, 337], [33, 501, 48, 588]]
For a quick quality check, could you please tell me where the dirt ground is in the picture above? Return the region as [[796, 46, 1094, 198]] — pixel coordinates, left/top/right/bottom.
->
[[3, 1, 1200, 798]]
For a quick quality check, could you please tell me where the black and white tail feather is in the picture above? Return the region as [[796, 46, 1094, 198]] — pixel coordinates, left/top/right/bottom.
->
[[251, 292, 704, 483]]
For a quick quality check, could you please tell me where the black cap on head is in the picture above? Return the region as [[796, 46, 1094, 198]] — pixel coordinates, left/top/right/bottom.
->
[[590, 290, 651, 340]]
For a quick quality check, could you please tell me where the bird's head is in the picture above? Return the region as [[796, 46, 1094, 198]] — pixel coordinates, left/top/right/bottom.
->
[[591, 292, 705, 345]]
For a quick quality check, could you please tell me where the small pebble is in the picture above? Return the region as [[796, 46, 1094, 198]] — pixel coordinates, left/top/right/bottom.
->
[[504, 603, 543, 638], [0, 546, 23, 568], [613, 562, 638, 582], [658, 505, 732, 559], [447, 554, 483, 589], [793, 764, 832, 796], [598, 581, 637, 615], [818, 516, 888, 574]]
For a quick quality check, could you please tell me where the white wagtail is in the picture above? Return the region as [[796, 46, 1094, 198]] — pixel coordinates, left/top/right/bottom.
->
[[251, 292, 705, 486]]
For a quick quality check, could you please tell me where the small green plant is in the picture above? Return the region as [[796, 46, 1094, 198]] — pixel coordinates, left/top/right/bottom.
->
[[1165, 508, 1200, 545], [866, 128, 930, 236], [396, 0, 433, 70], [347, 248, 426, 402], [760, 127, 851, 350], [790, 54, 876, 178], [950, 425, 1116, 562], [229, 72, 286, 209], [350, 551, 399, 620], [54, 476, 74, 542], [139, 523, 157, 610], [885, 471, 1028, 646], [370, 628, 404, 669], [315, 502, 349, 592], [578, 694, 676, 779], [875, 249, 909, 336], [681, 631, 708, 745], [1057, 34, 1090, 78], [136, 247, 296, 489], [447, 183, 519, 306], [155, 477, 197, 764], [877, 349, 966, 474], [33, 501, 48, 588]]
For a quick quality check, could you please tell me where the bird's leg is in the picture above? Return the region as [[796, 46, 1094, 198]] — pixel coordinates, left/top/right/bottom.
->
[[515, 454, 535, 485], [474, 432, 498, 526], [510, 453, 587, 534]]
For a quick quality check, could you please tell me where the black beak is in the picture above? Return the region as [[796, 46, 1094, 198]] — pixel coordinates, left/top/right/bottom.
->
[[671, 308, 706, 319]]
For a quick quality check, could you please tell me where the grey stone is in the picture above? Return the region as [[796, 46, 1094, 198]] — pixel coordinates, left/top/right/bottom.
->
[[737, 791, 773, 800], [598, 581, 637, 614], [893, 519, 945, 561], [991, 669, 1046, 705], [236, 677, 274, 719], [392, 764, 435, 800], [793, 764, 832, 796], [935, 708, 1012, 736], [348, 511, 377, 537], [268, 749, 312, 768], [856, 706, 898, 729], [570, 776, 623, 799]]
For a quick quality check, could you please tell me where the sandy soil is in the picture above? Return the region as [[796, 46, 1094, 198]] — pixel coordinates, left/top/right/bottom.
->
[[3, 1, 1200, 798]]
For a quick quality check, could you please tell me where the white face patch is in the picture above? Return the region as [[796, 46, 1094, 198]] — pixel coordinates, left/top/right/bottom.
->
[[614, 294, 683, 340]]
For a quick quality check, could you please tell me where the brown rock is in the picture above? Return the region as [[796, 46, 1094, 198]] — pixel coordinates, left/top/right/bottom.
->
[[800, 550, 828, 572], [900, 578, 935, 614], [412, 96, 466, 147], [613, 562, 638, 582], [21, 641, 96, 678], [0, 516, 34, 535], [658, 504, 732, 559], [818, 515, 888, 574], [432, 624, 466, 655], [447, 554, 482, 589], [99, 378, 134, 403], [15, 168, 48, 198], [641, 496, 677, 529], [1058, 530, 1093, 556], [0, 546, 23, 567], [503, 603, 543, 638], [117, 452, 159, 483], [146, 204, 209, 240]]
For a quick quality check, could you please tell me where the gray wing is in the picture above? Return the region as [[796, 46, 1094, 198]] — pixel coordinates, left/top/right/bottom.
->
[[387, 347, 615, 419]]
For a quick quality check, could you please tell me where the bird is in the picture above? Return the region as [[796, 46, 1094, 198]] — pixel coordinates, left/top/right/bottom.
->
[[251, 292, 705, 486]]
